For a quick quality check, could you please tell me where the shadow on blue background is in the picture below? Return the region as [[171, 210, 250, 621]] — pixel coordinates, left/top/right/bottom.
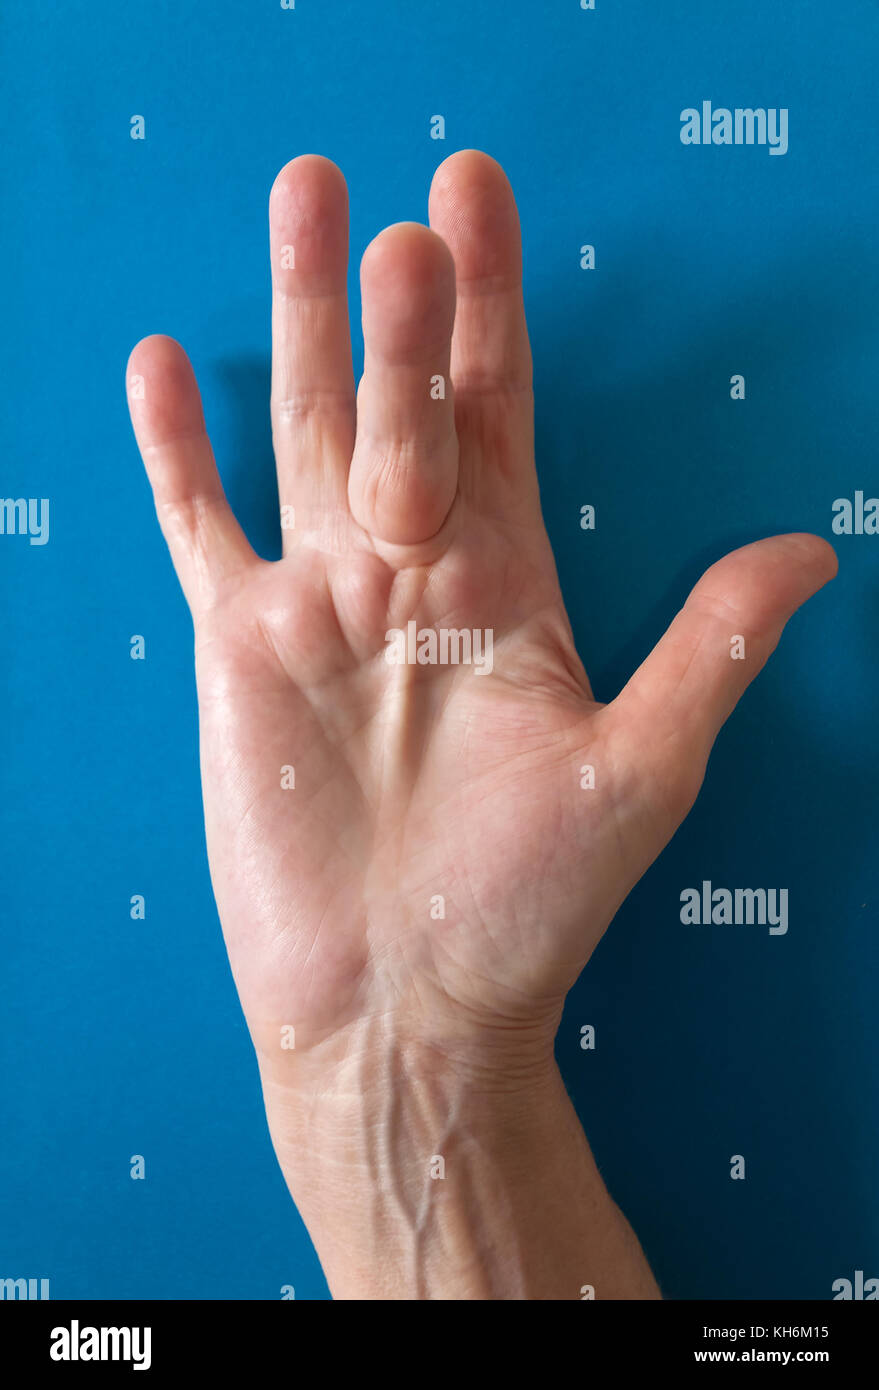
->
[[1, 0, 877, 1298]]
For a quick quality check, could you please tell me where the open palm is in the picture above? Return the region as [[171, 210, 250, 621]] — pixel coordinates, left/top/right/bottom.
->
[[127, 151, 835, 1084]]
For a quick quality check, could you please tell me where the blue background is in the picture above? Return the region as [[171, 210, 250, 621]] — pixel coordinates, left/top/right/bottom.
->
[[1, 0, 877, 1300]]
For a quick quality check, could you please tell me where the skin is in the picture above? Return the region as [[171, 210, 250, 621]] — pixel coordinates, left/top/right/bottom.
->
[[126, 150, 836, 1300]]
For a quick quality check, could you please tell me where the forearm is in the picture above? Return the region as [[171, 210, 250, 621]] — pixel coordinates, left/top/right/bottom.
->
[[257, 1033, 660, 1301]]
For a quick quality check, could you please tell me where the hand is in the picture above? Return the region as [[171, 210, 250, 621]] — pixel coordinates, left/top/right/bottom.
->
[[127, 151, 836, 1299]]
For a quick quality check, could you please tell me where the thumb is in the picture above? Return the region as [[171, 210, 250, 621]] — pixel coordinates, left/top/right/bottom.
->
[[613, 533, 837, 803]]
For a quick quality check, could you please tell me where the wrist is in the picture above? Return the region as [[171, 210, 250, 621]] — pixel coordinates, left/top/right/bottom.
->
[[255, 1020, 658, 1300]]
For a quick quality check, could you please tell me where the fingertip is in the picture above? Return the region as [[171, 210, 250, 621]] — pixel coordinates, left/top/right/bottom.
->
[[361, 221, 454, 279], [360, 223, 455, 362], [780, 531, 839, 586], [430, 148, 513, 203], [127, 332, 184, 382], [697, 532, 838, 625], [270, 153, 347, 211], [428, 149, 522, 282], [269, 156, 349, 286], [125, 336, 205, 448]]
